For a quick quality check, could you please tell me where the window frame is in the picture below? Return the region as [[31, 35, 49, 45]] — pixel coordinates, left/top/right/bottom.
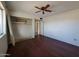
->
[[0, 8, 3, 36], [0, 2, 6, 38]]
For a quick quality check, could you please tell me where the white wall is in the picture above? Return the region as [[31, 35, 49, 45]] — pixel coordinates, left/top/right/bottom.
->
[[0, 35, 7, 57], [43, 9, 79, 47], [10, 11, 36, 19], [40, 20, 44, 35]]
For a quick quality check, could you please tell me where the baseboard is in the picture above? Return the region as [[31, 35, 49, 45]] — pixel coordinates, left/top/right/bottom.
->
[[41, 34, 79, 48]]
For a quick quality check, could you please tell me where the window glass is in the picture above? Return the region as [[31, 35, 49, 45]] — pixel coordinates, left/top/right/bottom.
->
[[0, 9, 3, 35]]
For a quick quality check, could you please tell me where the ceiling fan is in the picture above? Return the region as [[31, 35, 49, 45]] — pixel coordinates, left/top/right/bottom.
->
[[35, 4, 52, 14]]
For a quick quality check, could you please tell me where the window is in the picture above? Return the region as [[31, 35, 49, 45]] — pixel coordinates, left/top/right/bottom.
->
[[0, 9, 3, 35], [0, 2, 6, 37]]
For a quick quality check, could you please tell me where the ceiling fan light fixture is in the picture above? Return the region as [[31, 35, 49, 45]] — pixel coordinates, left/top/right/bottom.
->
[[35, 4, 52, 14]]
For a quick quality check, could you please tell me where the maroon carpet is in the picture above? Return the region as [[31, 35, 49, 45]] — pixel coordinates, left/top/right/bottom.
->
[[7, 35, 79, 57]]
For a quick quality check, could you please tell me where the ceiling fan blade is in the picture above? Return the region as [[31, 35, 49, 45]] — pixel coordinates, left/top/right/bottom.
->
[[45, 10, 52, 12], [35, 11, 41, 13], [44, 4, 50, 9], [35, 6, 41, 9]]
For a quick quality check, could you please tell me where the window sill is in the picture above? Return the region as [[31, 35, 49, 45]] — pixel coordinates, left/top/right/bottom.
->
[[0, 33, 6, 39]]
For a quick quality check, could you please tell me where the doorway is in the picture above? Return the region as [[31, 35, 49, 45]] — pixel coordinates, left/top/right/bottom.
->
[[35, 19, 44, 36]]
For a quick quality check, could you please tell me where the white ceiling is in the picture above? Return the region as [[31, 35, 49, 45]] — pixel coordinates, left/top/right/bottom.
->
[[5, 1, 79, 18]]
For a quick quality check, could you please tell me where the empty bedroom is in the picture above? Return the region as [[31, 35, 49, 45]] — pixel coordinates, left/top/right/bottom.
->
[[0, 1, 79, 57]]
